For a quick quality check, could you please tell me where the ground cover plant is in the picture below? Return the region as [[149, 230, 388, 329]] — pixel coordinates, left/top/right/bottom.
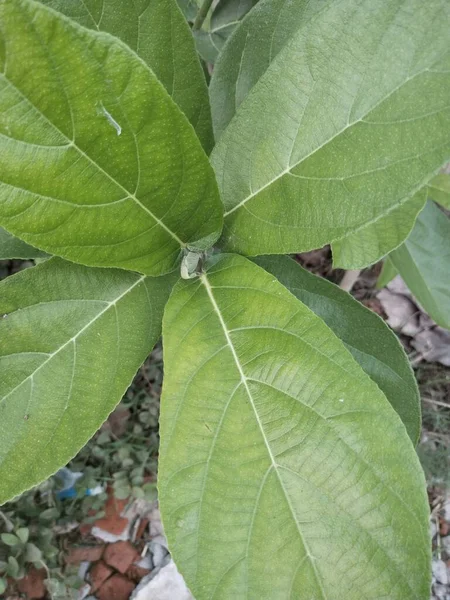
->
[[0, 0, 450, 598]]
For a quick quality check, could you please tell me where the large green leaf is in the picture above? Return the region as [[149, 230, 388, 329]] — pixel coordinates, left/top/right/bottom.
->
[[0, 227, 47, 260], [210, 0, 450, 257], [39, 0, 214, 153], [427, 173, 450, 209], [159, 254, 430, 600], [254, 255, 421, 443], [0, 258, 177, 505], [0, 0, 222, 276], [390, 201, 450, 329], [331, 188, 427, 269]]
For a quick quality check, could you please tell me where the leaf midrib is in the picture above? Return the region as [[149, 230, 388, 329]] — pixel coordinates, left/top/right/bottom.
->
[[2, 2, 186, 247], [0, 273, 145, 408], [200, 272, 328, 600], [222, 68, 434, 217]]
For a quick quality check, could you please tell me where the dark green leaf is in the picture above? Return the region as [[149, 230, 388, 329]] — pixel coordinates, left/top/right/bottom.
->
[[0, 227, 48, 260], [0, 258, 177, 505], [160, 254, 430, 600], [390, 201, 450, 329], [254, 255, 421, 443], [0, 0, 222, 275]]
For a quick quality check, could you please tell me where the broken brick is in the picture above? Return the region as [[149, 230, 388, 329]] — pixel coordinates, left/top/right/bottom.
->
[[66, 544, 105, 564], [89, 560, 114, 592], [17, 567, 46, 599], [97, 574, 135, 600], [104, 541, 140, 574]]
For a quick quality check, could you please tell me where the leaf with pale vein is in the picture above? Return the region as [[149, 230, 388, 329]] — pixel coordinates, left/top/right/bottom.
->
[[254, 255, 420, 443], [0, 0, 222, 275], [159, 254, 430, 600], [39, 0, 214, 153], [331, 188, 427, 269], [0, 258, 177, 504], [0, 227, 47, 260], [211, 0, 450, 257], [390, 201, 450, 329]]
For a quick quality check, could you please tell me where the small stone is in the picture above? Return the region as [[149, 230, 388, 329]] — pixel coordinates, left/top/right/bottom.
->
[[104, 541, 140, 574], [149, 540, 169, 569], [126, 564, 151, 583], [433, 559, 449, 585], [130, 561, 193, 600], [97, 574, 135, 600]]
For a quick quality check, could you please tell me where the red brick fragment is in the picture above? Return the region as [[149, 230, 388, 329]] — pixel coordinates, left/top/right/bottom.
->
[[17, 567, 46, 599], [90, 560, 114, 592], [126, 564, 151, 583], [103, 541, 140, 574], [66, 544, 105, 564], [97, 574, 135, 600]]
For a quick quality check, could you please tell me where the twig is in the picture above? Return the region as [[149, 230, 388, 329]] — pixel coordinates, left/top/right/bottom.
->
[[339, 269, 361, 293], [423, 397, 450, 409], [193, 0, 215, 30]]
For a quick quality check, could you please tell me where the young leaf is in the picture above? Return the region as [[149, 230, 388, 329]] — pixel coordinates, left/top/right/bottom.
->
[[39, 0, 214, 153], [377, 258, 398, 289], [331, 188, 427, 269], [0, 227, 48, 260], [0, 577, 6, 594], [390, 201, 450, 329], [427, 173, 450, 209], [159, 254, 430, 600], [0, 258, 177, 505], [1, 533, 20, 547], [211, 0, 450, 257], [0, 0, 222, 276], [193, 0, 259, 64], [253, 255, 421, 443]]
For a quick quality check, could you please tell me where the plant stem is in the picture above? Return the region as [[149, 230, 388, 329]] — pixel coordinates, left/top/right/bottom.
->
[[193, 0, 214, 30], [339, 269, 361, 293]]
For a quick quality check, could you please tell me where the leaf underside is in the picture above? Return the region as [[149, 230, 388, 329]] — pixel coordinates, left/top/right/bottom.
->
[[254, 255, 421, 444], [0, 227, 47, 260], [390, 201, 450, 330], [39, 0, 214, 153], [159, 254, 430, 600], [428, 173, 450, 209], [0, 258, 177, 505], [211, 0, 450, 259], [0, 0, 222, 275]]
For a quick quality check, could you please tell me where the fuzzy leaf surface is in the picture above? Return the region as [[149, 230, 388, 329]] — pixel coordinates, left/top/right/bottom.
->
[[39, 0, 214, 153], [0, 258, 177, 504], [159, 254, 430, 600], [254, 255, 421, 443], [211, 0, 450, 257], [332, 188, 427, 269], [390, 201, 450, 329], [0, 0, 222, 275]]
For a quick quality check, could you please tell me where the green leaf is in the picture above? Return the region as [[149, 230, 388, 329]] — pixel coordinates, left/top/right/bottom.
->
[[15, 528, 29, 544], [390, 201, 450, 329], [0, 0, 222, 276], [427, 173, 450, 209], [177, 0, 202, 22], [0, 257, 177, 505], [1, 533, 20, 546], [254, 255, 421, 443], [0, 577, 6, 594], [25, 543, 43, 563], [377, 258, 398, 289], [0, 227, 48, 260], [210, 0, 450, 257], [159, 254, 430, 600], [193, 0, 258, 64], [7, 556, 19, 578], [39, 0, 214, 154], [331, 188, 427, 269]]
